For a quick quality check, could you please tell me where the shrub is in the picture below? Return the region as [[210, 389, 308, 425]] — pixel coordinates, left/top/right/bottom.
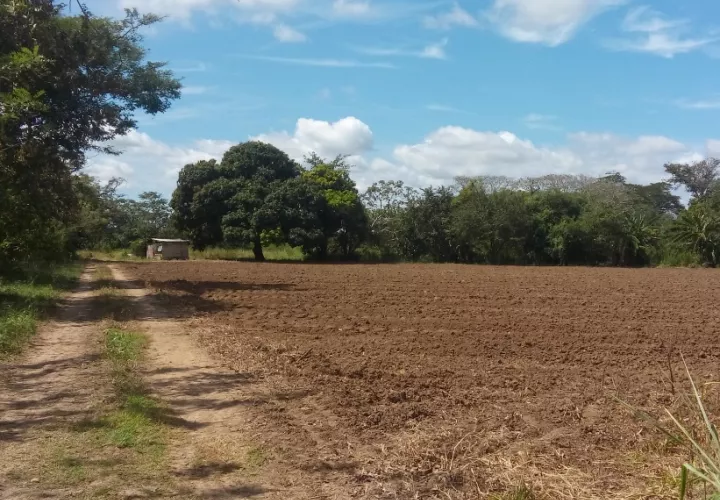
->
[[129, 239, 147, 258]]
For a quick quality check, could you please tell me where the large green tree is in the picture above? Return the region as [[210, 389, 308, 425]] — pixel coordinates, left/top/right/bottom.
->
[[171, 142, 300, 261], [0, 1, 180, 265]]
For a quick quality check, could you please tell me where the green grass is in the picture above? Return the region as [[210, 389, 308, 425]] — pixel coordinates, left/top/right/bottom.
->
[[190, 245, 304, 261], [657, 247, 702, 268], [102, 325, 167, 456], [489, 486, 536, 500], [77, 249, 144, 262], [0, 262, 83, 355], [81, 245, 305, 262], [105, 327, 146, 363]]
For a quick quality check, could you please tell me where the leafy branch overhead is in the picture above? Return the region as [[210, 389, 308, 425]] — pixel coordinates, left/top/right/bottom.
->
[[0, 1, 180, 267]]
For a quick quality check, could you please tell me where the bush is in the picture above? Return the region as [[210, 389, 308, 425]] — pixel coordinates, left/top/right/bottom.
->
[[357, 244, 400, 263], [129, 239, 148, 258]]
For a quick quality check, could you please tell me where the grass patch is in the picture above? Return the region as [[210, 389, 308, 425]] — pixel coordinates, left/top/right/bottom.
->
[[489, 485, 536, 500], [82, 245, 305, 262], [191, 245, 304, 261], [102, 325, 167, 459], [0, 262, 82, 355], [78, 249, 144, 262], [105, 327, 146, 363], [245, 447, 267, 469]]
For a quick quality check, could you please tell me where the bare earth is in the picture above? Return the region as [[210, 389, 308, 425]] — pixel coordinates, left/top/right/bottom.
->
[[3, 261, 720, 499], [120, 261, 720, 499]]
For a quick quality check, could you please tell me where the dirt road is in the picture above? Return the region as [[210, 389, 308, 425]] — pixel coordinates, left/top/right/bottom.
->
[[0, 265, 104, 499]]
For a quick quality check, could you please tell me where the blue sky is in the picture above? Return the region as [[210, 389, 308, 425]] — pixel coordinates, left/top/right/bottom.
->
[[88, 0, 720, 198]]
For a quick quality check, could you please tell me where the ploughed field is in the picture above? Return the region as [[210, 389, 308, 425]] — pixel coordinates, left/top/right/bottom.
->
[[122, 261, 720, 498]]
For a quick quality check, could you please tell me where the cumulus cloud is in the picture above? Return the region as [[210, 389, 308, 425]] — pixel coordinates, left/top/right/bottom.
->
[[87, 117, 709, 197], [380, 127, 701, 188], [708, 140, 720, 157], [252, 117, 373, 161], [486, 0, 623, 46], [86, 130, 233, 194], [606, 6, 716, 58]]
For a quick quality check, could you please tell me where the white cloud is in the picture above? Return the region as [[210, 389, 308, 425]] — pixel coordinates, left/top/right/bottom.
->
[[675, 98, 720, 110], [356, 39, 448, 59], [89, 117, 709, 198], [606, 6, 716, 58], [252, 117, 373, 160], [422, 38, 448, 59], [426, 104, 463, 113], [424, 3, 478, 30], [86, 157, 135, 185], [118, 0, 300, 20], [332, 0, 371, 16], [272, 24, 307, 42], [380, 127, 701, 188], [486, 0, 624, 46], [86, 130, 233, 194], [708, 140, 720, 157]]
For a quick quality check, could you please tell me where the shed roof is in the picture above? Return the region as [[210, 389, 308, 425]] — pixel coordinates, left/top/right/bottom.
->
[[150, 239, 190, 243]]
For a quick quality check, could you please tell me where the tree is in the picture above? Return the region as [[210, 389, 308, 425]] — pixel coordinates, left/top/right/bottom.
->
[[671, 203, 720, 266], [0, 2, 180, 265], [171, 142, 300, 261], [398, 187, 456, 262], [665, 158, 720, 200], [301, 154, 366, 258], [220, 142, 300, 261], [171, 159, 223, 249], [632, 182, 683, 216], [362, 180, 417, 257], [260, 178, 328, 257]]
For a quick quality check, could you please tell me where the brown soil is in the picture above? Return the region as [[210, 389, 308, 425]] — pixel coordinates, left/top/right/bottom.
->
[[108, 265, 352, 499], [120, 261, 720, 498]]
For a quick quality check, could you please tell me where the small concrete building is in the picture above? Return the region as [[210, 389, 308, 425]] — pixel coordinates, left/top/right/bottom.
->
[[146, 239, 190, 260]]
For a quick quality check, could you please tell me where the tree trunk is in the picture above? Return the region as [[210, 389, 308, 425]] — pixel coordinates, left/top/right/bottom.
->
[[253, 234, 265, 262]]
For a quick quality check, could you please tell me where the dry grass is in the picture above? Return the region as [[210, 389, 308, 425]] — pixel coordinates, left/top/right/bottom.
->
[[357, 415, 701, 500]]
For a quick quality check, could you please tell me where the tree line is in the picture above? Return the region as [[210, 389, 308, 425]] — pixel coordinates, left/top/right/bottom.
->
[[169, 142, 720, 267]]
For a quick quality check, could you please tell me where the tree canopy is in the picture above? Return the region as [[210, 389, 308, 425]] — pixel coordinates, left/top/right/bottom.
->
[[0, 1, 180, 266]]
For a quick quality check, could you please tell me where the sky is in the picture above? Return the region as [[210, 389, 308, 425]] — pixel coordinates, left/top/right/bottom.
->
[[86, 0, 720, 198]]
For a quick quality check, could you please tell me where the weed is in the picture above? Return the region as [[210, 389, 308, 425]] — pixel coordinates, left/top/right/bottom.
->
[[190, 245, 303, 261], [0, 262, 82, 355], [490, 485, 536, 500], [245, 447, 267, 469], [105, 327, 146, 363]]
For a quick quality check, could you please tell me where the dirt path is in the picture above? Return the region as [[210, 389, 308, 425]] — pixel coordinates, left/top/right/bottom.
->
[[0, 265, 104, 499], [109, 265, 346, 499]]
